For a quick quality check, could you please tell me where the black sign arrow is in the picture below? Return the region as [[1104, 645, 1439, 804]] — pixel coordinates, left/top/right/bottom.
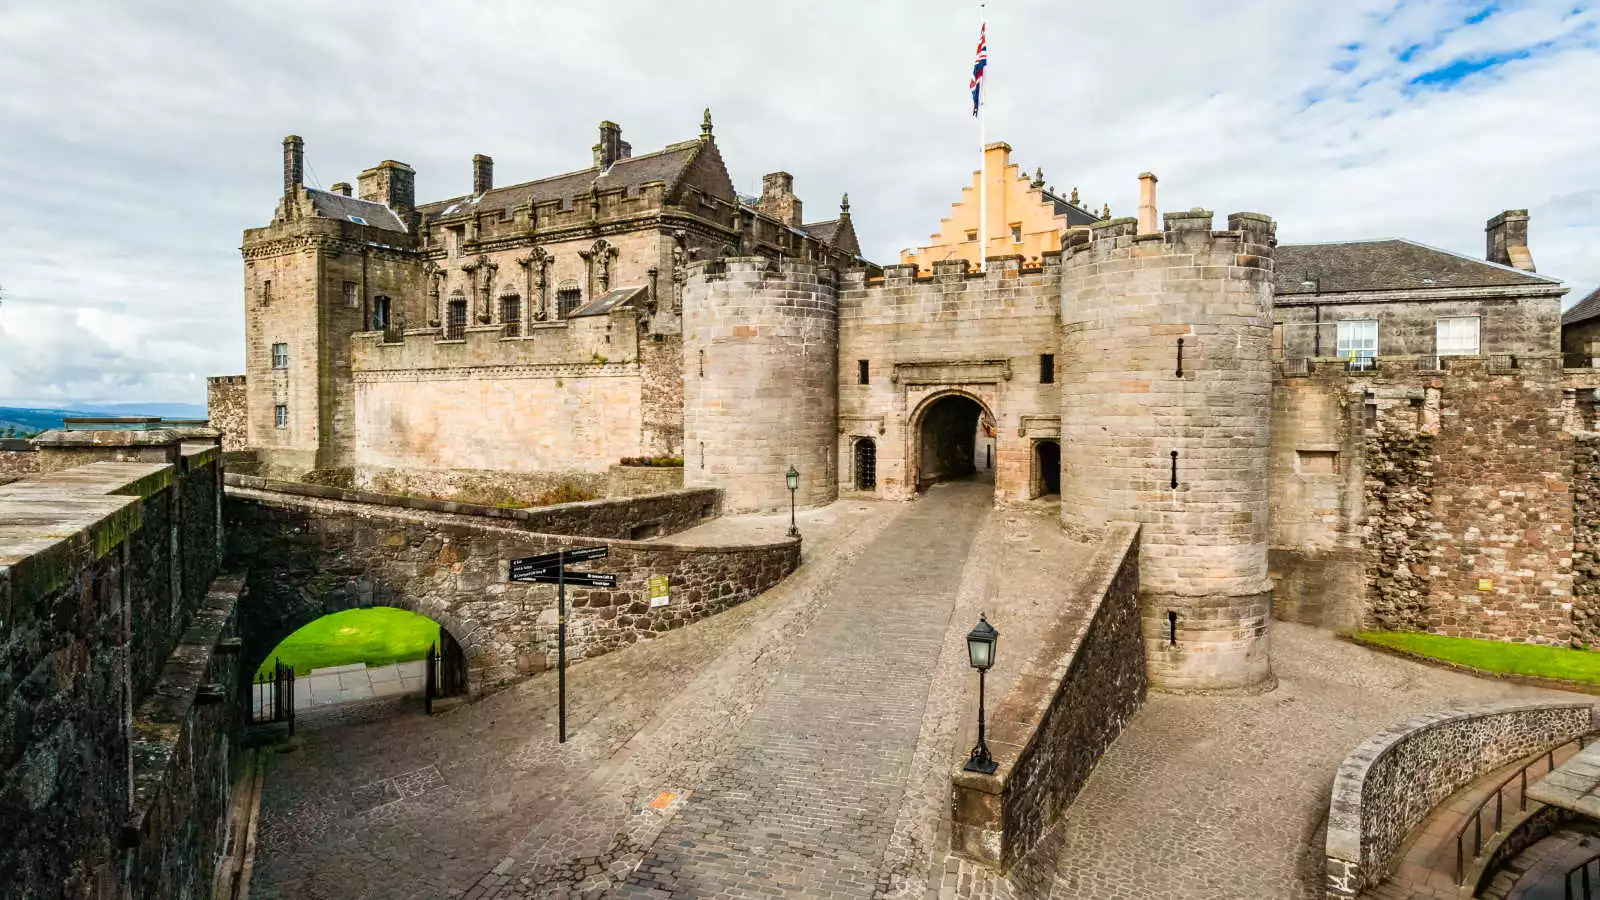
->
[[514, 571, 617, 588], [509, 545, 609, 574]]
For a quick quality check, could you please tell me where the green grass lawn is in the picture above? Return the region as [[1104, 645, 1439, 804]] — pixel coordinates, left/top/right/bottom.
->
[[256, 607, 441, 679], [1352, 630, 1600, 684]]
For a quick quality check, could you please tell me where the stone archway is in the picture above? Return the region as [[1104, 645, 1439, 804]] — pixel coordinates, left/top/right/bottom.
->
[[910, 391, 995, 491]]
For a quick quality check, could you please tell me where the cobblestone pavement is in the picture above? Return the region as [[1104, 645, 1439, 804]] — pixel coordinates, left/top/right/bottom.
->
[[945, 622, 1584, 900]]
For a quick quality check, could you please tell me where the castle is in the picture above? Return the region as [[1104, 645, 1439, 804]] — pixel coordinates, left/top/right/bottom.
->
[[214, 117, 1587, 695]]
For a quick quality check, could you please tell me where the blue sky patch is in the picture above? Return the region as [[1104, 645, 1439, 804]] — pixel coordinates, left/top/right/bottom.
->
[[1407, 48, 1533, 89]]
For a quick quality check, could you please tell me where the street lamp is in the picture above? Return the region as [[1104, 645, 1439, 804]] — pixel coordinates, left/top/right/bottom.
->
[[963, 613, 999, 774], [786, 465, 800, 538]]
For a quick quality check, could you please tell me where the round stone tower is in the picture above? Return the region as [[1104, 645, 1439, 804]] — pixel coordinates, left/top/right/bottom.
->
[[682, 258, 839, 514], [1059, 211, 1277, 693]]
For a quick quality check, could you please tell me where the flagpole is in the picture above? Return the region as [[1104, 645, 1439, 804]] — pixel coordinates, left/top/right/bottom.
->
[[977, 4, 987, 273]]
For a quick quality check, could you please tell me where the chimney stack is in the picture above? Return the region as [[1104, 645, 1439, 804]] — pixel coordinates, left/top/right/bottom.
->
[[1486, 209, 1536, 272], [1137, 172, 1159, 235], [357, 160, 417, 225], [283, 135, 304, 198], [472, 154, 494, 195], [759, 171, 803, 227], [331, 182, 351, 197], [593, 121, 630, 169]]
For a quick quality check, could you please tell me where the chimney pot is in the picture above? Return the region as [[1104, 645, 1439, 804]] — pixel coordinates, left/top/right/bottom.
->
[[595, 121, 623, 169], [472, 154, 494, 195], [330, 182, 351, 197]]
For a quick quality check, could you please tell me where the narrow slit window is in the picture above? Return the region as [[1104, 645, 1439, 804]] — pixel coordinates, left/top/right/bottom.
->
[[342, 281, 359, 308], [858, 360, 869, 385], [1039, 353, 1055, 384]]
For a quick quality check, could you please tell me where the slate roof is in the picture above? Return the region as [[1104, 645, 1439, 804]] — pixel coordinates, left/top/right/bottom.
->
[[417, 142, 702, 222], [1564, 286, 1600, 326], [306, 188, 408, 232], [1041, 190, 1099, 227], [1274, 238, 1557, 296], [802, 219, 841, 245], [567, 285, 646, 319]]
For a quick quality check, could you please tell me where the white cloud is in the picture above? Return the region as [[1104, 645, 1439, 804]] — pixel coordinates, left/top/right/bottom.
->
[[0, 0, 1596, 404]]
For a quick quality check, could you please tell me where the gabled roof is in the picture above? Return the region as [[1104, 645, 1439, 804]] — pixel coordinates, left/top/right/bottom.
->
[[801, 215, 861, 256], [1564, 286, 1600, 326], [1274, 238, 1559, 296], [306, 188, 407, 232], [802, 219, 841, 245], [417, 141, 704, 223]]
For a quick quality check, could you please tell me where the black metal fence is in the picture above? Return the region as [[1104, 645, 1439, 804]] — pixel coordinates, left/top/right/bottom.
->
[[1568, 853, 1600, 900], [249, 658, 296, 736], [1455, 734, 1590, 884], [424, 640, 468, 714]]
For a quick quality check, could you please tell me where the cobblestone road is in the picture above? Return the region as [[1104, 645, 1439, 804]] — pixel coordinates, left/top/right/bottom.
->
[[609, 481, 991, 899]]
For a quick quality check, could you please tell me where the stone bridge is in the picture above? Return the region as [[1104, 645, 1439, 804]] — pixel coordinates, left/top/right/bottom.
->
[[223, 475, 800, 695]]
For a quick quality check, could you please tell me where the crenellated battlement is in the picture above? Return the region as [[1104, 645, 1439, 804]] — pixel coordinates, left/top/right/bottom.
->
[[684, 256, 838, 288], [1065, 209, 1278, 271]]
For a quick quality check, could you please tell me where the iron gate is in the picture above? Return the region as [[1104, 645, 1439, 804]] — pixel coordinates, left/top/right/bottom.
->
[[854, 438, 877, 491], [249, 658, 295, 736]]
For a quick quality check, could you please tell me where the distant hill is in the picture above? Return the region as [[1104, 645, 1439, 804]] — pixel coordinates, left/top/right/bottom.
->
[[0, 402, 208, 437]]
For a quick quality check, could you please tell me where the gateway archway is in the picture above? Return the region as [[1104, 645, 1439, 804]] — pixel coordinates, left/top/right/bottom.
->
[[913, 392, 993, 491]]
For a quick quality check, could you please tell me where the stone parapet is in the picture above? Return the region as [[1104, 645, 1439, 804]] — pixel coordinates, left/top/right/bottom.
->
[[950, 523, 1147, 870], [1323, 700, 1595, 898]]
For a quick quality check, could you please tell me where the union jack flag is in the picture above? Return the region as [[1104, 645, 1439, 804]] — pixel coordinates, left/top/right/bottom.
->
[[970, 23, 987, 117]]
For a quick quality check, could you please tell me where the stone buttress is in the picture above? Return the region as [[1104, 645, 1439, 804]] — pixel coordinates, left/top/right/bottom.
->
[[1059, 211, 1278, 693], [682, 258, 839, 514]]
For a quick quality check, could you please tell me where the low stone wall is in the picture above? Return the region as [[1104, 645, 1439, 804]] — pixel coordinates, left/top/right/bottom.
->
[[225, 484, 795, 694], [226, 473, 717, 540], [1323, 699, 1596, 898], [1574, 433, 1600, 645], [347, 465, 608, 508], [0, 441, 41, 482], [606, 463, 684, 498], [950, 522, 1147, 870]]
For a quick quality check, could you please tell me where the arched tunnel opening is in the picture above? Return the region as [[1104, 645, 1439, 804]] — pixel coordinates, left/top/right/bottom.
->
[[917, 394, 991, 491], [246, 606, 467, 723]]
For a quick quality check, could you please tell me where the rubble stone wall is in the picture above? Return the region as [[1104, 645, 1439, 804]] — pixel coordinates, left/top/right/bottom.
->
[[1323, 700, 1594, 899]]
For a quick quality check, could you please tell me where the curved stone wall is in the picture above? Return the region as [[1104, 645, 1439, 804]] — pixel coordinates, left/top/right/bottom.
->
[[1323, 699, 1595, 898], [1058, 212, 1278, 692], [682, 258, 838, 514]]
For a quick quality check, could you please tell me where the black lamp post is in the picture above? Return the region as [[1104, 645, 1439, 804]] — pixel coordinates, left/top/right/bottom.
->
[[786, 465, 800, 538], [964, 613, 1000, 774]]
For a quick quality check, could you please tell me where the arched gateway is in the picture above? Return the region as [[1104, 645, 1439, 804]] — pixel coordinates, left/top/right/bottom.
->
[[911, 391, 995, 491]]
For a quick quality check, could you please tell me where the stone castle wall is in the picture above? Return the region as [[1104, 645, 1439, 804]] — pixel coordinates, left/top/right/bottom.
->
[[1059, 212, 1277, 693], [0, 447, 234, 900], [346, 308, 647, 482], [683, 259, 839, 513], [836, 256, 1060, 502], [1270, 357, 1575, 644], [206, 374, 248, 451]]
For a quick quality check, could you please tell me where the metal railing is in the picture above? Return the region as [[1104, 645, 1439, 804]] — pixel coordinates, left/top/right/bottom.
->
[[1281, 357, 1313, 376], [249, 658, 295, 736], [443, 320, 466, 341], [1346, 355, 1379, 374], [1455, 734, 1590, 884], [1415, 355, 1446, 372], [1568, 852, 1600, 900], [1489, 353, 1519, 373]]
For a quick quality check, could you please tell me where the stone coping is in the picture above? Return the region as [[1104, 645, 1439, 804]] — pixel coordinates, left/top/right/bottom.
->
[[1324, 699, 1596, 884], [124, 573, 243, 847], [31, 427, 187, 447], [0, 461, 184, 605], [226, 484, 796, 555]]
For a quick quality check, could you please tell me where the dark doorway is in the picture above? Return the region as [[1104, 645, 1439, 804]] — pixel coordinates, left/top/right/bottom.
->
[[918, 394, 985, 489], [1035, 439, 1061, 497], [854, 438, 877, 491]]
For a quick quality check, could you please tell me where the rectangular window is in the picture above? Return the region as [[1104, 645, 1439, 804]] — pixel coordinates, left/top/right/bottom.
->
[[373, 296, 391, 331], [858, 360, 869, 385], [270, 342, 288, 369], [557, 289, 583, 319], [274, 405, 288, 428], [1436, 316, 1480, 356], [445, 299, 468, 340], [261, 279, 272, 306], [1010, 224, 1023, 243], [501, 296, 522, 337], [1336, 320, 1379, 361], [965, 230, 977, 242], [343, 281, 359, 308], [1040, 353, 1055, 384]]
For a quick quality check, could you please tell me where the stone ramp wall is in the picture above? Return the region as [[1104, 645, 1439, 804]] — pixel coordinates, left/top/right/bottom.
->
[[225, 484, 796, 694], [1323, 699, 1595, 899], [0, 453, 230, 899], [949, 522, 1147, 870]]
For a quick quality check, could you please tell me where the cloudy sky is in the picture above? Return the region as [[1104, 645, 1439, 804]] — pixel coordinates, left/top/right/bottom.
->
[[0, 0, 1595, 406]]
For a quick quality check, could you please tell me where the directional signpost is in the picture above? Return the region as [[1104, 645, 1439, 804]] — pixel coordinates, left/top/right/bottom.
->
[[508, 546, 612, 743]]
